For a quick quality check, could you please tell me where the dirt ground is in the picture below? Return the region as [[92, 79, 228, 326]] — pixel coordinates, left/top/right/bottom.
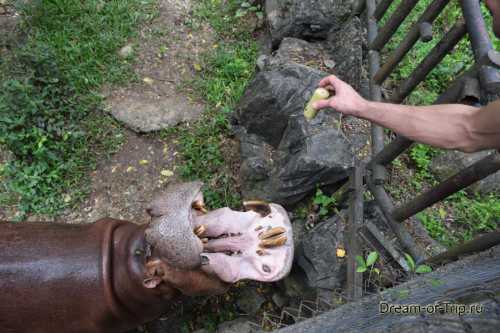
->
[[62, 0, 216, 225]]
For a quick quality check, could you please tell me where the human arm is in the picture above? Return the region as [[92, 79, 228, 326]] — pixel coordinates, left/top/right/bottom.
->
[[313, 75, 500, 153]]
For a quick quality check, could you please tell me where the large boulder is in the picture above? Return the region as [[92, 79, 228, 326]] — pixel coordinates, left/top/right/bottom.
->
[[296, 215, 346, 290], [430, 150, 500, 195], [234, 63, 354, 205], [234, 37, 368, 206], [265, 0, 355, 47]]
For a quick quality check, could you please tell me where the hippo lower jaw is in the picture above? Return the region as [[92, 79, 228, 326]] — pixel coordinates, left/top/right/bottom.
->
[[145, 182, 294, 284], [195, 202, 294, 283]]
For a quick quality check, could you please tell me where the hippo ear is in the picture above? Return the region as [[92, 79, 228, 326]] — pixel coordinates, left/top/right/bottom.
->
[[143, 259, 166, 289], [142, 276, 163, 289]]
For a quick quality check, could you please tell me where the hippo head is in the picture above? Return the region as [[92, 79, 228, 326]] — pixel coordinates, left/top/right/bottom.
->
[[144, 182, 294, 284]]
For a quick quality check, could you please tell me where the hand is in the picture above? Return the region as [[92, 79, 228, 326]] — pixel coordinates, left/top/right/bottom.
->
[[312, 75, 368, 117]]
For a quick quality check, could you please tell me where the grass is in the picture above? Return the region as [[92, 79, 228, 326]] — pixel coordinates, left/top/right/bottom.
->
[[381, 0, 498, 105], [0, 0, 156, 217], [161, 0, 258, 210], [379, 0, 500, 246]]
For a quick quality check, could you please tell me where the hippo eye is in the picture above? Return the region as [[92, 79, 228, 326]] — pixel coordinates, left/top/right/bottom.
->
[[262, 264, 271, 273]]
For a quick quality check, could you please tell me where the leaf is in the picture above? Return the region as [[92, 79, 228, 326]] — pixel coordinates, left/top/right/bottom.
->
[[366, 251, 379, 266], [415, 264, 432, 274], [356, 266, 367, 273], [235, 9, 247, 18], [373, 268, 380, 275], [143, 77, 154, 85], [193, 63, 202, 72], [404, 253, 416, 271], [256, 11, 263, 19], [240, 1, 251, 8], [355, 255, 366, 270]]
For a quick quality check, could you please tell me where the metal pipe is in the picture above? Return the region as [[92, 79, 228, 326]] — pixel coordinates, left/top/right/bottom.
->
[[366, 177, 424, 262], [370, 0, 419, 51], [373, 0, 394, 21], [390, 20, 467, 103], [423, 231, 500, 265], [347, 165, 365, 301], [461, 0, 500, 92], [367, 0, 386, 184], [373, 0, 450, 84], [392, 151, 500, 222]]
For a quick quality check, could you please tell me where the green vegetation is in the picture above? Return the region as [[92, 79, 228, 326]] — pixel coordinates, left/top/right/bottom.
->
[[355, 251, 380, 274], [380, 1, 500, 247], [403, 253, 432, 274], [381, 0, 498, 105], [312, 188, 338, 218], [0, 0, 156, 216], [162, 0, 258, 209]]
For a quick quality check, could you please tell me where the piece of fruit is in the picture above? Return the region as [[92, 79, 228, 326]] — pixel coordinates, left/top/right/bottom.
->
[[304, 87, 330, 121]]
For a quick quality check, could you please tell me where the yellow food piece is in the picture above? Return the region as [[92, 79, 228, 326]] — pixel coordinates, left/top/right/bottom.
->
[[304, 87, 330, 121]]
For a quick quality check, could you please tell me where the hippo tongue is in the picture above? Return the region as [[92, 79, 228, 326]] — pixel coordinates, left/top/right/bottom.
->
[[194, 204, 294, 284]]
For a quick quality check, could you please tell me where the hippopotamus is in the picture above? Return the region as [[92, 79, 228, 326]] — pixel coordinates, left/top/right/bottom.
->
[[0, 181, 293, 333]]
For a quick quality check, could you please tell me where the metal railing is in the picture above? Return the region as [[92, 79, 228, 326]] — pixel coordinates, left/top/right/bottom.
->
[[346, 0, 500, 300]]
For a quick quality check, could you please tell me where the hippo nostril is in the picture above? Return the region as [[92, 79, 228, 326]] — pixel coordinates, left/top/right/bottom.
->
[[262, 264, 271, 273], [201, 255, 210, 265]]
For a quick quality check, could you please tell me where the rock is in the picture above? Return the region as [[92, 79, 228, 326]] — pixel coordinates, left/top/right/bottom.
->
[[265, 0, 355, 47], [296, 215, 346, 290], [282, 265, 316, 299], [217, 318, 262, 333], [430, 150, 500, 195], [108, 93, 204, 133], [236, 288, 266, 315], [326, 16, 367, 93], [118, 44, 134, 58], [234, 58, 364, 205], [272, 292, 289, 308]]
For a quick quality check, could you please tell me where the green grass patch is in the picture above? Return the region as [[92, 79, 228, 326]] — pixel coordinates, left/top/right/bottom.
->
[[0, 0, 156, 217], [161, 0, 258, 211], [417, 192, 500, 246], [380, 0, 498, 105], [379, 0, 500, 245]]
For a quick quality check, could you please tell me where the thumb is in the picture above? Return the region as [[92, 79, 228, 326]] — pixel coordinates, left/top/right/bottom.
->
[[313, 98, 333, 110]]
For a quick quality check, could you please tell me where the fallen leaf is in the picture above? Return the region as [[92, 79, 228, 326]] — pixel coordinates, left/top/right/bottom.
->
[[161, 169, 174, 177], [143, 77, 154, 85], [139, 159, 149, 165], [126, 166, 136, 173], [336, 248, 346, 258], [193, 63, 202, 71]]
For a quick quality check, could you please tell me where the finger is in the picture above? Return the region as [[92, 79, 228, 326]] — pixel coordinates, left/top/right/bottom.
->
[[312, 98, 332, 110], [323, 84, 335, 92], [318, 75, 338, 87]]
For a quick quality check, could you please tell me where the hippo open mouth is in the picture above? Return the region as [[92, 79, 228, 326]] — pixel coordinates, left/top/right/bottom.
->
[[145, 182, 294, 284]]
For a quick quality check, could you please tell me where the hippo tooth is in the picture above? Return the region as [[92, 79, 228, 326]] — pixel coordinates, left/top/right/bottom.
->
[[192, 200, 208, 214], [243, 200, 271, 217], [194, 225, 206, 237], [258, 226, 286, 240], [260, 235, 287, 248]]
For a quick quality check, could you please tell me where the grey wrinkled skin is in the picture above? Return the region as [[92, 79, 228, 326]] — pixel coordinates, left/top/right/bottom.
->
[[145, 181, 204, 270]]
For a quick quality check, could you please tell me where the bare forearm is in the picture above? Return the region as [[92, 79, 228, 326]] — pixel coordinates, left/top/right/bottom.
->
[[357, 102, 482, 152]]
